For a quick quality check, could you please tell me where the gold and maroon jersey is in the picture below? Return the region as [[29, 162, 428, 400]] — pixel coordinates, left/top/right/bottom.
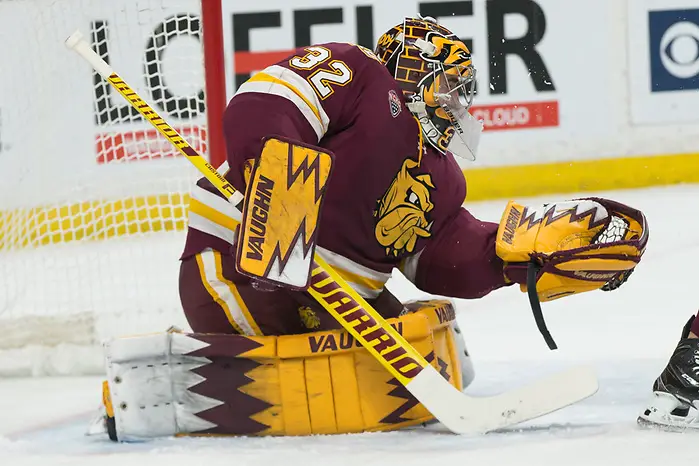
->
[[182, 42, 507, 301]]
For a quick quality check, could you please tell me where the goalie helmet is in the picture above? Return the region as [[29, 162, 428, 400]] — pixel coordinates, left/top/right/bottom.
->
[[375, 16, 482, 160]]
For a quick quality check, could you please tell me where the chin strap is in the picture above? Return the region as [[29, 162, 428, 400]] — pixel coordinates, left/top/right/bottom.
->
[[527, 262, 558, 350]]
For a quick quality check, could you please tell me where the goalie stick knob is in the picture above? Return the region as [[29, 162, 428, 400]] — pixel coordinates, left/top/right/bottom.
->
[[64, 29, 115, 79], [64, 30, 84, 50]]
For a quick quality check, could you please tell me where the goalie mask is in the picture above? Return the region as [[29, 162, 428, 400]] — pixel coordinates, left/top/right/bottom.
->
[[375, 17, 482, 160]]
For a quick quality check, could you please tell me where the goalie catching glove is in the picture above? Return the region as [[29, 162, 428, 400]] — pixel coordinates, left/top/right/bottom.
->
[[496, 197, 648, 349]]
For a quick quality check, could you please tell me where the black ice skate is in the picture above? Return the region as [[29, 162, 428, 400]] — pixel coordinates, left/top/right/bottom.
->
[[638, 316, 699, 430]]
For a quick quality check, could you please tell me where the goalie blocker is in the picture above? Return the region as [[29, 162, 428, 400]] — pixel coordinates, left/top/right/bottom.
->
[[93, 300, 473, 440], [236, 137, 333, 290]]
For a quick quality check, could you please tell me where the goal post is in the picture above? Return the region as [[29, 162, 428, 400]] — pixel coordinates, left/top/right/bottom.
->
[[201, 0, 227, 169], [0, 0, 227, 376]]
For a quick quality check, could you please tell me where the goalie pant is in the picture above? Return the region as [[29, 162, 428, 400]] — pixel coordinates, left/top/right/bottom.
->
[[179, 208, 502, 336]]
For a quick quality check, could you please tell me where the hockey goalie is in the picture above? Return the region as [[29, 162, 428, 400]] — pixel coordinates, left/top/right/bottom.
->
[[92, 17, 649, 440]]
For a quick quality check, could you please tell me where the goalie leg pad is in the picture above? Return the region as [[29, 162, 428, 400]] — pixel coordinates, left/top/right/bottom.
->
[[100, 300, 465, 440]]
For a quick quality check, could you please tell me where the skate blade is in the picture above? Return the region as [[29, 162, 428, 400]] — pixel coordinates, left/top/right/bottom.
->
[[637, 416, 699, 433], [637, 391, 699, 432]]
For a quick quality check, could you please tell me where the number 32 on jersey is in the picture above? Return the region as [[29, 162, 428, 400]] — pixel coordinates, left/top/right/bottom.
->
[[289, 46, 353, 99]]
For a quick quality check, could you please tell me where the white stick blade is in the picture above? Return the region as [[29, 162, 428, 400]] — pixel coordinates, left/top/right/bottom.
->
[[408, 364, 599, 435]]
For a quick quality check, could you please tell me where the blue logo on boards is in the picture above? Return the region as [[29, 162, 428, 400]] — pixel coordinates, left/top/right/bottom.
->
[[648, 9, 699, 92]]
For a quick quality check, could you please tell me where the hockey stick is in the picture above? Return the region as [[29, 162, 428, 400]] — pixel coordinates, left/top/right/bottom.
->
[[65, 30, 598, 435]]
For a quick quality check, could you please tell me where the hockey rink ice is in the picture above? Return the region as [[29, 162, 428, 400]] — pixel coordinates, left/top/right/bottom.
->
[[2, 184, 698, 465]]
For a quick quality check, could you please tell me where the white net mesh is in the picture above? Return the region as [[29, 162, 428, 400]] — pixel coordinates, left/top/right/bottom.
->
[[594, 216, 629, 245], [0, 0, 211, 375]]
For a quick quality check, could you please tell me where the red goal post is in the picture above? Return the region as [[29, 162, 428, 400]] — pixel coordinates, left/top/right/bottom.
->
[[201, 0, 226, 168]]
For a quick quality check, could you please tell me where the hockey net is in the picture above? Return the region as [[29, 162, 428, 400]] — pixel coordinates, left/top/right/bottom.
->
[[0, 0, 226, 376]]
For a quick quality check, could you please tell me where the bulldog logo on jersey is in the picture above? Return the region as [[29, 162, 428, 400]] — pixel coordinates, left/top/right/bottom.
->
[[374, 157, 435, 256]]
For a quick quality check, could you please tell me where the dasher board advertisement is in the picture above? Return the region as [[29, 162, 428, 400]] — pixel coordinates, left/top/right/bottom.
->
[[219, 0, 616, 165], [628, 0, 699, 124]]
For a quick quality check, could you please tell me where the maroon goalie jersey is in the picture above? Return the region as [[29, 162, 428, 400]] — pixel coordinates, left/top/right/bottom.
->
[[182, 42, 507, 301]]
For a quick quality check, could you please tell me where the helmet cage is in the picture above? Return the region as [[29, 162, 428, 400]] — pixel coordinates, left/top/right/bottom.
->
[[375, 18, 482, 160]]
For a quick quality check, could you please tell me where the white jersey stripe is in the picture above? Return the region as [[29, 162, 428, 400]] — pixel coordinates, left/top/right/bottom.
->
[[344, 281, 382, 299], [262, 65, 330, 132], [198, 250, 259, 336], [315, 246, 391, 299], [234, 64, 331, 141], [216, 160, 230, 174], [316, 246, 392, 284], [188, 212, 237, 246], [191, 185, 241, 223], [236, 80, 324, 140]]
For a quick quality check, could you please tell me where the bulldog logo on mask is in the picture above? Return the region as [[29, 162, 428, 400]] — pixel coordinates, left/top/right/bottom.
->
[[374, 157, 435, 256]]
